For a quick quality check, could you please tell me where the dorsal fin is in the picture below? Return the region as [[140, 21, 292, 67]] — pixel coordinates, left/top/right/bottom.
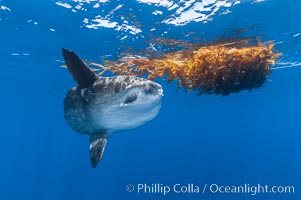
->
[[62, 48, 98, 88]]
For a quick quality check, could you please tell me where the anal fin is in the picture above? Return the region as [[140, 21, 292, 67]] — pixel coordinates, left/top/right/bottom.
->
[[89, 134, 108, 168]]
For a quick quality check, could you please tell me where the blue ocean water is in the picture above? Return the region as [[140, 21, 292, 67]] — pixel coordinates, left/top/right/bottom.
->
[[1, 0, 301, 199]]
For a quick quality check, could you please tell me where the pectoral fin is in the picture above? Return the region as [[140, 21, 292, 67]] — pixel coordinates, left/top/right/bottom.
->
[[89, 134, 108, 168]]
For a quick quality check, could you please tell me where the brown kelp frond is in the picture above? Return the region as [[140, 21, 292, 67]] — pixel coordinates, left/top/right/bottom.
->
[[91, 39, 281, 95]]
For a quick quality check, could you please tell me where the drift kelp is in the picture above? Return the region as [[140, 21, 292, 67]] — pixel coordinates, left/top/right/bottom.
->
[[94, 39, 281, 95]]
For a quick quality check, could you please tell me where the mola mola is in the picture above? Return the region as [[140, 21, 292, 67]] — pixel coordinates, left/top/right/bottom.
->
[[62, 49, 163, 168]]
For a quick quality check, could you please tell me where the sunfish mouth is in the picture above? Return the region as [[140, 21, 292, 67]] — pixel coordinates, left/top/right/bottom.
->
[[62, 48, 163, 168]]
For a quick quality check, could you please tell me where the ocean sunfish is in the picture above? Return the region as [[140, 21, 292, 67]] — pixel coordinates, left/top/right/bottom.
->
[[62, 49, 163, 168]]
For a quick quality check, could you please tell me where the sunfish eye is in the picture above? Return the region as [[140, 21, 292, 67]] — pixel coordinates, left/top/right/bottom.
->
[[124, 93, 138, 104], [145, 88, 154, 94], [144, 84, 158, 94]]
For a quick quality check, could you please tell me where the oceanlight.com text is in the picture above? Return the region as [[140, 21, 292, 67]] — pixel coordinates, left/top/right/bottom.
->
[[208, 183, 294, 195], [125, 183, 295, 196]]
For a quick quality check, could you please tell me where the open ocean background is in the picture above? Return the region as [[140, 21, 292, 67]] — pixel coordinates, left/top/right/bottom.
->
[[0, 0, 300, 199]]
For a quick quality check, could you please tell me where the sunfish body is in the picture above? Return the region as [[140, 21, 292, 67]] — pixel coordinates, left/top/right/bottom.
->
[[62, 49, 163, 168]]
